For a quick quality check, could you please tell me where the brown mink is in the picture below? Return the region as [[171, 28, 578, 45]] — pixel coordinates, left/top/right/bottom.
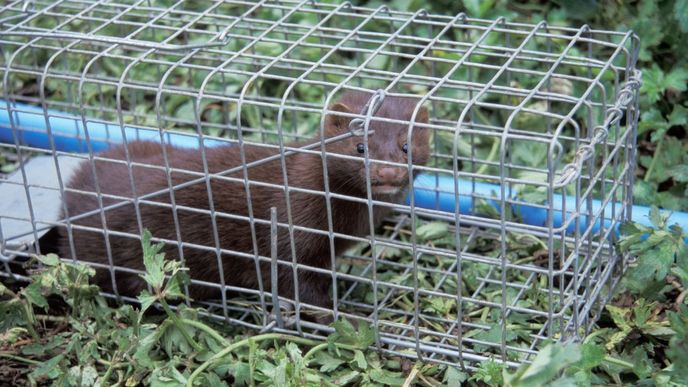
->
[[53, 91, 430, 320]]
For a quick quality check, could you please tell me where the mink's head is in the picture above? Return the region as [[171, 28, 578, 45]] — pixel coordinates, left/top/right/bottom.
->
[[322, 90, 430, 198]]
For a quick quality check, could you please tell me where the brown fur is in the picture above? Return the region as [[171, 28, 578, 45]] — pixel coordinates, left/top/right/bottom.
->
[[54, 91, 430, 314]]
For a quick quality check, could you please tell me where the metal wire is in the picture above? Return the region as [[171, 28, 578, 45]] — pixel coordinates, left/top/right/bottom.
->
[[0, 0, 640, 369]]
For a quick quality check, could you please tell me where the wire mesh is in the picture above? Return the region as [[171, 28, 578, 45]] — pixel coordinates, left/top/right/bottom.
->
[[0, 0, 641, 369]]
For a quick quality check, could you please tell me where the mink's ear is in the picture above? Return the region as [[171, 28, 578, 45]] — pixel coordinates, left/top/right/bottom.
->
[[411, 106, 430, 150], [325, 102, 352, 136], [416, 106, 429, 124]]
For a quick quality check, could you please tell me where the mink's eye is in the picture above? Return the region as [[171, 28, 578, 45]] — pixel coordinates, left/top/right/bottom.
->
[[402, 143, 408, 154], [356, 143, 365, 154]]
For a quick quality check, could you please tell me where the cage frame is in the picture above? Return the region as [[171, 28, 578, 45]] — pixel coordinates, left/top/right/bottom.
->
[[0, 0, 641, 369]]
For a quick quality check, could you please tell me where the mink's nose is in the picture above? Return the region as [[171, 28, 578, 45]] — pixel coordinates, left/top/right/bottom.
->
[[375, 167, 400, 185]]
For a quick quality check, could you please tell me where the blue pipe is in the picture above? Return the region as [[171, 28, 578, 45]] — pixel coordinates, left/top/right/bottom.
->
[[413, 174, 688, 243], [2, 101, 687, 242], [0, 101, 226, 151]]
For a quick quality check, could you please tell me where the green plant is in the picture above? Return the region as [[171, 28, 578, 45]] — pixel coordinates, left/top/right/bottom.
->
[[1, 0, 688, 385], [0, 232, 422, 386]]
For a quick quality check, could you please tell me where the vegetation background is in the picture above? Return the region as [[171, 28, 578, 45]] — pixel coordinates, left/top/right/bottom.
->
[[0, 0, 687, 385]]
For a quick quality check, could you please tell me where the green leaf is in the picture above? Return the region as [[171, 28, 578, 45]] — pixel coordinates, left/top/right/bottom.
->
[[633, 300, 654, 328], [83, 365, 100, 386], [669, 164, 688, 183], [416, 222, 449, 241], [473, 324, 517, 353], [444, 366, 468, 385], [512, 141, 547, 168], [37, 253, 61, 267], [648, 206, 664, 229], [23, 282, 48, 308], [547, 376, 578, 387], [632, 180, 657, 207], [666, 306, 688, 381], [375, 245, 401, 260], [650, 128, 669, 144], [133, 327, 159, 369], [471, 360, 504, 385], [328, 319, 375, 350], [641, 237, 676, 280], [285, 341, 303, 365], [198, 371, 227, 387], [628, 0, 664, 61], [330, 369, 360, 385], [476, 197, 501, 219], [351, 350, 367, 370], [424, 297, 455, 316], [606, 305, 632, 331], [140, 229, 167, 290], [137, 290, 157, 314], [503, 343, 581, 386], [148, 364, 189, 387], [30, 354, 64, 380], [553, 0, 599, 21], [22, 335, 65, 355], [314, 351, 345, 373], [517, 185, 547, 205], [676, 0, 688, 32], [627, 345, 653, 379], [668, 104, 688, 126], [619, 207, 687, 295], [639, 108, 669, 137], [641, 66, 688, 105], [0, 327, 29, 345], [665, 68, 688, 94], [674, 264, 688, 285], [162, 270, 188, 300], [368, 368, 406, 386], [578, 341, 605, 370], [619, 221, 641, 240], [162, 323, 192, 356], [68, 365, 98, 387], [464, 0, 496, 18], [231, 362, 251, 386], [271, 360, 287, 387], [641, 66, 666, 105]]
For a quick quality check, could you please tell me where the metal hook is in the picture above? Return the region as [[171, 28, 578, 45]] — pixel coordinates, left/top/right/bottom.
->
[[348, 88, 386, 136]]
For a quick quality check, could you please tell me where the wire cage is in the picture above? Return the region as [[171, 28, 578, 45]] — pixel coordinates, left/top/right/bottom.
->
[[0, 0, 641, 369]]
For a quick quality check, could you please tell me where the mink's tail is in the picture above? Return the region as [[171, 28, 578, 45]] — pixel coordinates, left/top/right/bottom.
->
[[36, 227, 62, 256]]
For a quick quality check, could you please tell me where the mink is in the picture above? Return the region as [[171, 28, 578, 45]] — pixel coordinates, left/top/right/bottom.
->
[[52, 91, 430, 321]]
